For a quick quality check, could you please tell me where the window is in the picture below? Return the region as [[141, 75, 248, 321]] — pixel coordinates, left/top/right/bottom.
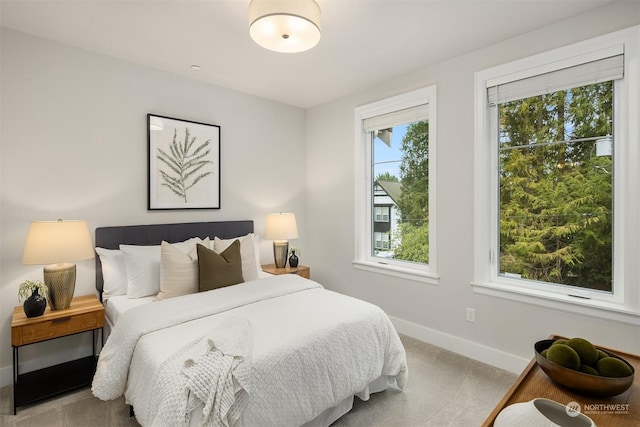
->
[[374, 206, 390, 223], [474, 26, 639, 323], [374, 232, 390, 250], [354, 86, 438, 283], [498, 81, 614, 291]]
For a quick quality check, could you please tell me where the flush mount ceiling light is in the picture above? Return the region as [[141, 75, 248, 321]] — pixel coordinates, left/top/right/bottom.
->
[[249, 0, 321, 53]]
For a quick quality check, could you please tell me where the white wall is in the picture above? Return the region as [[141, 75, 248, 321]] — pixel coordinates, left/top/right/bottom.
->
[[306, 2, 640, 373], [0, 29, 307, 386], [2, 1, 639, 391]]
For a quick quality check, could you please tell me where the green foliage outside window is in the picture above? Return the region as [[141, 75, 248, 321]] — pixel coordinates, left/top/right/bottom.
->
[[393, 121, 429, 264], [499, 82, 613, 291], [376, 171, 399, 182]]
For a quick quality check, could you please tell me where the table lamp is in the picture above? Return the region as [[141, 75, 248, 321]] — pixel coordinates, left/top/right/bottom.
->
[[264, 213, 298, 268], [22, 220, 95, 310]]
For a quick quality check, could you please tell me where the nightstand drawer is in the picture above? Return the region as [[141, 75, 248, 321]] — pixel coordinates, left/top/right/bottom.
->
[[16, 311, 101, 345]]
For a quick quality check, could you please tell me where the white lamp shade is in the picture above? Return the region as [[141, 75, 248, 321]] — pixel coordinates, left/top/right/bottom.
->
[[264, 213, 299, 240], [22, 220, 95, 265], [249, 0, 321, 53]]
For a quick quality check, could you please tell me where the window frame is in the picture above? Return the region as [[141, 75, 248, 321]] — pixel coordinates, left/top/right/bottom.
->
[[354, 86, 439, 284], [473, 26, 640, 324]]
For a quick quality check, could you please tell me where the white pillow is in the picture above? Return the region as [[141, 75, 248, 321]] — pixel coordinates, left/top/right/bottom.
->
[[95, 247, 127, 300], [157, 237, 209, 300], [120, 237, 203, 298], [120, 244, 161, 298], [213, 233, 260, 281], [252, 233, 262, 270]]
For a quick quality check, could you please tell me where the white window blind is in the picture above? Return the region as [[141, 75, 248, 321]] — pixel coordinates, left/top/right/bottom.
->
[[488, 54, 624, 106], [363, 104, 429, 132]]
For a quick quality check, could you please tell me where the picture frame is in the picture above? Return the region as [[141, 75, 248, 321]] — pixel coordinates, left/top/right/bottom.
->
[[147, 114, 221, 210]]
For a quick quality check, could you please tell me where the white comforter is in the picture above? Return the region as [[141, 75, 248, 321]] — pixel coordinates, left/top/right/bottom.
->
[[92, 274, 408, 427], [146, 317, 253, 426]]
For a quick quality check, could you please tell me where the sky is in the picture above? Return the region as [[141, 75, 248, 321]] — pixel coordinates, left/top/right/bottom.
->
[[373, 123, 407, 180]]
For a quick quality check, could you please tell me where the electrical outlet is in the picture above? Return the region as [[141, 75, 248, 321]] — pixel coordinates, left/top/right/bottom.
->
[[466, 307, 476, 323]]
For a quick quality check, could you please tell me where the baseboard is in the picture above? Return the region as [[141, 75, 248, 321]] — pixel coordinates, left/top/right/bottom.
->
[[390, 315, 529, 374]]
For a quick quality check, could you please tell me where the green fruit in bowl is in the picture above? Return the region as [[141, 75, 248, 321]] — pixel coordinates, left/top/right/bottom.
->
[[596, 349, 608, 361], [547, 344, 581, 370], [567, 337, 599, 366], [579, 364, 600, 376], [535, 338, 635, 397], [597, 357, 633, 378]]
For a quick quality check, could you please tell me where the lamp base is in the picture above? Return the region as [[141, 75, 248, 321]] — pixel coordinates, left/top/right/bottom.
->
[[272, 241, 289, 268], [43, 263, 76, 310]]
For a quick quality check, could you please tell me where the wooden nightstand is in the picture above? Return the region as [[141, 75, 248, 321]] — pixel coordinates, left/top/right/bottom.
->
[[11, 294, 104, 414], [262, 264, 310, 279]]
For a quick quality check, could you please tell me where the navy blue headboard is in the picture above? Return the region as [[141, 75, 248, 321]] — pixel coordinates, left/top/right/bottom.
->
[[94, 220, 254, 298]]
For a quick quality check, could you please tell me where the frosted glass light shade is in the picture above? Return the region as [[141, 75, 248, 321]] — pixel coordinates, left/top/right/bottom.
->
[[22, 220, 95, 265], [249, 0, 321, 53]]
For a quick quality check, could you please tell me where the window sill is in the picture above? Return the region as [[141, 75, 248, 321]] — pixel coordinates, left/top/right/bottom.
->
[[471, 281, 640, 325], [353, 260, 439, 285]]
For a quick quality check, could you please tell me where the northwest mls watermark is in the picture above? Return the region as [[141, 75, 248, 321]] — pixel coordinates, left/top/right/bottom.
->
[[583, 403, 630, 415], [566, 401, 631, 417]]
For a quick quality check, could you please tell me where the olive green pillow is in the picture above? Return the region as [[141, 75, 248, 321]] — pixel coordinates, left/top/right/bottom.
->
[[197, 241, 244, 292]]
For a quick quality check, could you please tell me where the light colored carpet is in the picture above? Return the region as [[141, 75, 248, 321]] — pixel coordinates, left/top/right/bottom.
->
[[0, 335, 516, 427]]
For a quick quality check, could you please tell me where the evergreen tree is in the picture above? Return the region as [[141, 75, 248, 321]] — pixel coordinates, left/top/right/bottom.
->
[[498, 82, 612, 291], [393, 121, 429, 263], [376, 171, 399, 182]]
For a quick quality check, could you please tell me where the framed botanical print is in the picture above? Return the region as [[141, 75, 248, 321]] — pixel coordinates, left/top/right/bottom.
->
[[147, 114, 221, 210]]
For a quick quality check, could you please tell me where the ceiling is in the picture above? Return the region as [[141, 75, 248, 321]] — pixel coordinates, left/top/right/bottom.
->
[[0, 0, 614, 109]]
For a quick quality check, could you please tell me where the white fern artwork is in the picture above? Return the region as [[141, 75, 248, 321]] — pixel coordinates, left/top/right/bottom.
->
[[148, 115, 220, 209]]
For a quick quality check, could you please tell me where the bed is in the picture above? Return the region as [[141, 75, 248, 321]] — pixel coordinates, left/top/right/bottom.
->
[[91, 221, 408, 427]]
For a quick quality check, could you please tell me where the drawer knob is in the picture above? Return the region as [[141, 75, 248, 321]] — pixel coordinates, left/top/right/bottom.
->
[[52, 316, 71, 323]]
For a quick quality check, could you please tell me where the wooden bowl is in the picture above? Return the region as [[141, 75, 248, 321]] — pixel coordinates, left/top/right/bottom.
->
[[535, 339, 634, 397]]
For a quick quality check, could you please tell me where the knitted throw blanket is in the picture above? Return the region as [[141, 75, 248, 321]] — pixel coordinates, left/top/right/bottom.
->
[[144, 317, 253, 427]]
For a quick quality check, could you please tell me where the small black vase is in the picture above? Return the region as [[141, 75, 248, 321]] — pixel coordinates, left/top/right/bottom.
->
[[288, 250, 299, 268], [23, 288, 47, 318]]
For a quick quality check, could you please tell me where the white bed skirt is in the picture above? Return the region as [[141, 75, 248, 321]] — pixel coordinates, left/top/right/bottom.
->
[[301, 375, 399, 427], [185, 375, 400, 427]]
